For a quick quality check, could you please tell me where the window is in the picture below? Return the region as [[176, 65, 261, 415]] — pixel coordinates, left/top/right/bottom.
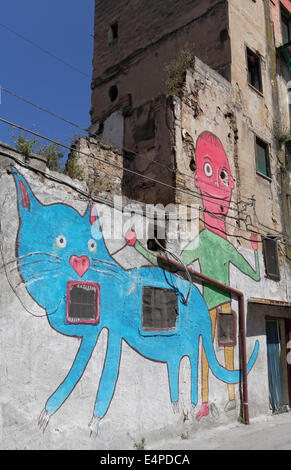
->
[[255, 136, 271, 178], [281, 9, 291, 45], [109, 22, 118, 42], [66, 281, 100, 324], [108, 85, 118, 103], [147, 214, 166, 252], [247, 47, 263, 93], [263, 237, 280, 281], [142, 287, 178, 331], [217, 308, 236, 347]]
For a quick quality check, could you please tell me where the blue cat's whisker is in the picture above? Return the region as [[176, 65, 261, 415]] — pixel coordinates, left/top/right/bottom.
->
[[0, 252, 60, 271], [9, 258, 61, 274], [16, 276, 48, 289], [92, 258, 120, 269], [14, 268, 62, 288], [91, 262, 120, 273], [89, 266, 122, 281]]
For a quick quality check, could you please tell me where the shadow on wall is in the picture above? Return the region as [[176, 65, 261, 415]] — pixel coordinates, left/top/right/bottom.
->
[[247, 302, 291, 338]]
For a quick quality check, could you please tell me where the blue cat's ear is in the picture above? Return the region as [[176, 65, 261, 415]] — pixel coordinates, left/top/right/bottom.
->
[[89, 203, 97, 226], [89, 204, 105, 241], [13, 169, 38, 215]]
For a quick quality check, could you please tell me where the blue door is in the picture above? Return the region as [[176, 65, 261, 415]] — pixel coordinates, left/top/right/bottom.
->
[[266, 321, 286, 412]]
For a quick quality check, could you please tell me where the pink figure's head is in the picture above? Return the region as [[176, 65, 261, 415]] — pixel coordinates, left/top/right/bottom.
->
[[194, 131, 234, 219]]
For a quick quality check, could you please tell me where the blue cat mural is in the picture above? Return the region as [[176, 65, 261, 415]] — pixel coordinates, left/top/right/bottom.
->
[[12, 169, 259, 433]]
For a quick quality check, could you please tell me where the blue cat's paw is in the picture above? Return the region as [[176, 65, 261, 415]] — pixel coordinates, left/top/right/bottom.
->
[[89, 416, 101, 438], [38, 408, 51, 433], [171, 402, 180, 414]]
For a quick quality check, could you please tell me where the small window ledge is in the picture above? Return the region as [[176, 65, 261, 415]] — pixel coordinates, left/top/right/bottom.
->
[[256, 171, 272, 182], [248, 82, 264, 98]]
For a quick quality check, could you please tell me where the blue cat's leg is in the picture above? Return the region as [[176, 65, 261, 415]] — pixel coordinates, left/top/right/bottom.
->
[[39, 333, 98, 431], [167, 360, 180, 414], [89, 333, 122, 436], [189, 340, 199, 409]]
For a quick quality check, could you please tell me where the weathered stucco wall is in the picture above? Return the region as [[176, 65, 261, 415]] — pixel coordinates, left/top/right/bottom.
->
[[91, 0, 231, 124], [1, 146, 288, 450]]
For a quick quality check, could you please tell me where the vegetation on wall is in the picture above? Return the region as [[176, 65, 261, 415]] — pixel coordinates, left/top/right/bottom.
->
[[273, 121, 291, 145], [164, 48, 195, 98], [64, 156, 84, 180], [12, 132, 65, 171]]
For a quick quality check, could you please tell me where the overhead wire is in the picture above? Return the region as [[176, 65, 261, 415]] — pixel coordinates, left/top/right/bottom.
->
[[0, 22, 91, 78], [1, 87, 87, 132], [0, 116, 246, 214], [1, 143, 291, 260], [0, 86, 259, 213]]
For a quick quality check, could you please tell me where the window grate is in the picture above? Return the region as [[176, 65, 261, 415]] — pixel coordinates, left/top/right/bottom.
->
[[66, 281, 100, 324], [263, 237, 280, 281], [142, 286, 178, 331]]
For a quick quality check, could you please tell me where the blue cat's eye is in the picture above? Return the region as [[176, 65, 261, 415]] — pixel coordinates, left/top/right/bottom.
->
[[88, 239, 97, 254], [55, 235, 67, 249]]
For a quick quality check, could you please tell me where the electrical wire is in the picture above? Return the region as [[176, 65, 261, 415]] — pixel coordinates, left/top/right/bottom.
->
[[0, 85, 261, 213], [0, 117, 290, 250], [0, 116, 246, 214], [0, 22, 91, 78], [1, 87, 87, 132], [1, 145, 291, 265]]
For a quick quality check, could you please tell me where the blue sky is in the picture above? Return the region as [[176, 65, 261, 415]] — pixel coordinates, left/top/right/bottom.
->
[[0, 0, 94, 161]]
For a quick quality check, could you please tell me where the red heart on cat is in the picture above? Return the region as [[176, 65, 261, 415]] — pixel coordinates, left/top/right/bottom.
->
[[69, 255, 90, 277]]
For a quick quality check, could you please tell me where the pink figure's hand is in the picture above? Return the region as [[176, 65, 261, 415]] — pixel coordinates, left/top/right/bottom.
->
[[125, 230, 137, 246], [250, 233, 258, 251]]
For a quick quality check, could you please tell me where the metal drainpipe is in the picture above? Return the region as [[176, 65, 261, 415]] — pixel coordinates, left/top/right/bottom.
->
[[156, 254, 250, 425]]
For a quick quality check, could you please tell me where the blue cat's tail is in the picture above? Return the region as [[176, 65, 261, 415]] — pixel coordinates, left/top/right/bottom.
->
[[202, 333, 259, 384]]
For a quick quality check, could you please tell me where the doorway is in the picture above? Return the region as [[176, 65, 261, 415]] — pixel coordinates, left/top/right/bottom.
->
[[266, 319, 290, 413]]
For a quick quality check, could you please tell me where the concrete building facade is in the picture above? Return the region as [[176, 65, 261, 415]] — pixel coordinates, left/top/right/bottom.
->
[[1, 0, 291, 450]]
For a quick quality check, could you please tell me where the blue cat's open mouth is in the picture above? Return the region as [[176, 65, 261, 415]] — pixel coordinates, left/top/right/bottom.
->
[[66, 281, 100, 325]]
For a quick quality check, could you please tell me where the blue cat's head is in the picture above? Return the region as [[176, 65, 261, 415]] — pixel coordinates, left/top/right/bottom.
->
[[13, 169, 119, 320]]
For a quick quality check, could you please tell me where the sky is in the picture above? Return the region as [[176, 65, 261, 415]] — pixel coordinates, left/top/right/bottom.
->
[[0, 0, 94, 162]]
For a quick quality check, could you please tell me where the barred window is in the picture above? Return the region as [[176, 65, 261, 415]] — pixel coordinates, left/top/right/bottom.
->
[[217, 308, 236, 347], [66, 282, 100, 324], [142, 287, 178, 331]]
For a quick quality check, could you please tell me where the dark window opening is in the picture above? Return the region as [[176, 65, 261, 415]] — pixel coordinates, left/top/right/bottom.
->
[[66, 282, 100, 324], [281, 10, 291, 45], [255, 136, 271, 178], [109, 22, 118, 42], [247, 47, 263, 93], [142, 286, 178, 331], [263, 237, 280, 281], [217, 308, 236, 347], [108, 85, 118, 103], [147, 217, 166, 252]]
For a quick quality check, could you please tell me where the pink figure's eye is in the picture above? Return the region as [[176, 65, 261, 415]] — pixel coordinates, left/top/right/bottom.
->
[[204, 161, 213, 177], [220, 169, 229, 186]]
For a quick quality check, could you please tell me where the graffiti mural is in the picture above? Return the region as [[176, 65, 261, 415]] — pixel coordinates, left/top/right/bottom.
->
[[132, 131, 261, 421], [10, 167, 258, 433]]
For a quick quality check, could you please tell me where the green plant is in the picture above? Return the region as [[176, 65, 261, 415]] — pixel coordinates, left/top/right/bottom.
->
[[133, 437, 146, 450], [38, 142, 65, 172], [164, 48, 195, 98], [64, 157, 83, 180], [181, 432, 189, 440], [13, 133, 37, 157], [273, 121, 291, 145], [12, 132, 65, 171], [237, 414, 247, 425]]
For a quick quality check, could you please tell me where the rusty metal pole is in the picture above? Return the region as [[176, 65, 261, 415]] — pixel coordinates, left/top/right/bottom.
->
[[156, 254, 250, 424]]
